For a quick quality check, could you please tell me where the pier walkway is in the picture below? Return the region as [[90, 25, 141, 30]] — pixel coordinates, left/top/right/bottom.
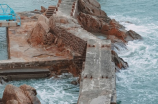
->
[[78, 39, 116, 104], [56, 0, 116, 103]]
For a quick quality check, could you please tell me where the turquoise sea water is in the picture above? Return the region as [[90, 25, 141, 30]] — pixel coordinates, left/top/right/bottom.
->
[[0, 0, 158, 104], [100, 0, 158, 104]]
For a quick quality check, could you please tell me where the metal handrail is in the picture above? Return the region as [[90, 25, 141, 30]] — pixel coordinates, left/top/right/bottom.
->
[[0, 4, 15, 15], [0, 4, 21, 26]]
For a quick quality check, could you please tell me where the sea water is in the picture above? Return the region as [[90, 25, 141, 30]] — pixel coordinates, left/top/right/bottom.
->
[[99, 0, 158, 104]]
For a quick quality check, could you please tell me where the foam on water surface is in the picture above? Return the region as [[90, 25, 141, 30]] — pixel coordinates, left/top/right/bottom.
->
[[0, 74, 79, 104], [99, 0, 158, 103]]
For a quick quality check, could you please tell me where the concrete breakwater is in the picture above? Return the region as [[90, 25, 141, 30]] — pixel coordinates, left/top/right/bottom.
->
[[0, 0, 142, 104]]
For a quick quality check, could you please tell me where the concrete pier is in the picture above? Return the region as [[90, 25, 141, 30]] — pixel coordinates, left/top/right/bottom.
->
[[0, 0, 117, 103], [77, 40, 116, 104], [56, 0, 116, 103]]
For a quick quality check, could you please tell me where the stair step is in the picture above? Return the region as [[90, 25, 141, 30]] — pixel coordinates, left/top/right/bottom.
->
[[47, 11, 55, 13]]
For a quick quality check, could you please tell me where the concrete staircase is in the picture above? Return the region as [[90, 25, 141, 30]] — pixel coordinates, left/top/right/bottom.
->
[[46, 5, 56, 18], [58, 0, 76, 16]]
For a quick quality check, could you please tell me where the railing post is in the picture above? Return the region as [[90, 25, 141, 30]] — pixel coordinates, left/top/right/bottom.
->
[[6, 27, 10, 59]]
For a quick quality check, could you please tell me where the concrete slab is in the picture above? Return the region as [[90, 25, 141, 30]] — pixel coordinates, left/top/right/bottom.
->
[[78, 39, 115, 104], [0, 21, 19, 27]]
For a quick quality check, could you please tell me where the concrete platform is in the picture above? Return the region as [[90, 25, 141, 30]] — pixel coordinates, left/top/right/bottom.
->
[[0, 14, 72, 80], [0, 21, 19, 27]]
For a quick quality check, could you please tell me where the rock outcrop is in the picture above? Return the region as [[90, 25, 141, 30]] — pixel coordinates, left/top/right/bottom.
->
[[78, 0, 142, 44], [111, 50, 128, 71], [2, 84, 41, 104]]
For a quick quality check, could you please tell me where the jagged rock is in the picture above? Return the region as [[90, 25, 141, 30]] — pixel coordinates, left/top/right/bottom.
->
[[2, 84, 31, 104], [38, 14, 49, 25], [78, 13, 127, 42], [20, 84, 41, 104], [41, 6, 47, 13], [2, 84, 41, 104], [78, 0, 110, 22], [6, 100, 18, 104], [111, 50, 128, 70], [125, 30, 142, 41], [78, 0, 142, 44], [28, 21, 50, 46], [77, 12, 103, 33]]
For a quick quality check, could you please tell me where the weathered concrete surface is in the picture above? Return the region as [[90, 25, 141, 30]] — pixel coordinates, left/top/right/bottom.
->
[[0, 12, 76, 80], [0, 21, 19, 27], [57, 0, 76, 16], [78, 39, 116, 104]]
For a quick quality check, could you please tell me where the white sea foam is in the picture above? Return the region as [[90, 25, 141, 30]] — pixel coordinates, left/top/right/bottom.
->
[[0, 74, 79, 104], [110, 14, 158, 104]]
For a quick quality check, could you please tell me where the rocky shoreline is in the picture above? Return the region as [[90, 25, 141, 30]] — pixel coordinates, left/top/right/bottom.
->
[[0, 0, 142, 103]]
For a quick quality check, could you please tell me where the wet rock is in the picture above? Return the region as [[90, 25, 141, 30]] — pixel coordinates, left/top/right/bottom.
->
[[111, 50, 128, 70], [41, 6, 47, 13], [125, 30, 142, 42], [2, 84, 41, 104], [71, 80, 78, 85], [0, 76, 8, 84]]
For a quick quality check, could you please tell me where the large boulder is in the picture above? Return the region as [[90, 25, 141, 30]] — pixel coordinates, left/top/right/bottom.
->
[[20, 84, 41, 104], [2, 84, 32, 104], [78, 0, 110, 22], [2, 84, 41, 104], [28, 21, 50, 46], [38, 14, 49, 25]]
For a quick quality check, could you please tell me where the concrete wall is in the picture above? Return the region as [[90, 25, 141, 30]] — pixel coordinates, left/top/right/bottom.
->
[[0, 60, 72, 70], [52, 26, 87, 56]]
